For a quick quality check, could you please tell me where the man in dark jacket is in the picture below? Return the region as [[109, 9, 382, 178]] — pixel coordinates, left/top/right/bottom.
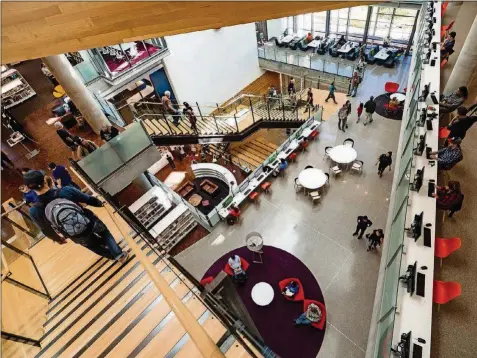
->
[[364, 96, 376, 125], [352, 215, 373, 239], [376, 152, 393, 177], [24, 170, 128, 262], [447, 108, 477, 142]]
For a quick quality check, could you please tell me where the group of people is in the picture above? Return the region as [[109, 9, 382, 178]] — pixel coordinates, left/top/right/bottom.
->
[[353, 215, 384, 252]]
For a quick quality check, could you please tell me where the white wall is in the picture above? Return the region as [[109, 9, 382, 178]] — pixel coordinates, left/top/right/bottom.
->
[[163, 23, 263, 115], [266, 19, 284, 39]]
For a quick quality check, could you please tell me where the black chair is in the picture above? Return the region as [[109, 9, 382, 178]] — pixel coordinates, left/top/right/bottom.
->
[[346, 48, 359, 61], [329, 44, 339, 57], [383, 52, 398, 68], [324, 146, 332, 160], [366, 45, 380, 65], [343, 138, 354, 147], [274, 38, 285, 48], [304, 165, 314, 169], [289, 37, 303, 50], [324, 172, 330, 183], [297, 40, 308, 52]]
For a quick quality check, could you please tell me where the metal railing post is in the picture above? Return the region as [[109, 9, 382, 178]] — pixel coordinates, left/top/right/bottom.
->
[[162, 113, 173, 134], [233, 114, 239, 133], [1, 331, 42, 347], [196, 102, 204, 123], [212, 114, 220, 133], [215, 103, 221, 115], [267, 96, 271, 120], [281, 97, 286, 121], [249, 98, 255, 124]]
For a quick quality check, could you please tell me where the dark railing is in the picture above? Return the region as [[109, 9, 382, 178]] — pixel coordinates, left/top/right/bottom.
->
[[1, 331, 42, 347]]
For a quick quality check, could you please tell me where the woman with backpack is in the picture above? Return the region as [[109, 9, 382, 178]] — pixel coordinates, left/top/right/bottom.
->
[[24, 170, 128, 263]]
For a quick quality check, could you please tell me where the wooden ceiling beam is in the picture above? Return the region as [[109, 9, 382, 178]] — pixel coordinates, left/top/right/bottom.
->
[[1, 1, 376, 63]]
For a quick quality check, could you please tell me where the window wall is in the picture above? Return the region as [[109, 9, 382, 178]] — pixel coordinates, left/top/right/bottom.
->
[[269, 5, 418, 48]]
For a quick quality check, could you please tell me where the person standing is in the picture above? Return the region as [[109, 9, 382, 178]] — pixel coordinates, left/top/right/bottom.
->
[[353, 215, 373, 239], [348, 72, 360, 97], [338, 104, 348, 132], [364, 96, 376, 125], [357, 103, 364, 123], [182, 102, 198, 134], [303, 88, 314, 114], [366, 229, 384, 251], [288, 78, 296, 95], [24, 170, 128, 262], [100, 124, 119, 143], [325, 82, 338, 104], [161, 91, 180, 126], [74, 137, 99, 160], [54, 122, 78, 160], [166, 151, 176, 169], [48, 162, 80, 189], [41, 63, 59, 87], [376, 152, 393, 177]]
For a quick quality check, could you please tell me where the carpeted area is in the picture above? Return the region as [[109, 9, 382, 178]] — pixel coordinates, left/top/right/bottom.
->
[[201, 245, 326, 358], [374, 93, 404, 120], [190, 176, 230, 216]]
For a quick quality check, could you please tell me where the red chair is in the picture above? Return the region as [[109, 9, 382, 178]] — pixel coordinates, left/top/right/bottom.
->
[[249, 191, 260, 203], [223, 257, 250, 276], [433, 280, 462, 311], [302, 299, 326, 329], [300, 141, 309, 152], [261, 182, 271, 194], [435, 237, 462, 267], [309, 130, 319, 141], [439, 127, 451, 139], [288, 152, 297, 163], [384, 104, 401, 116], [441, 1, 449, 17], [384, 82, 399, 97], [441, 58, 448, 69], [441, 21, 455, 40], [200, 276, 214, 287], [278, 278, 305, 301]]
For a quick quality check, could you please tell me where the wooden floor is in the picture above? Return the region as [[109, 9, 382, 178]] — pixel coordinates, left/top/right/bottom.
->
[[230, 137, 278, 171], [1, 205, 257, 358]]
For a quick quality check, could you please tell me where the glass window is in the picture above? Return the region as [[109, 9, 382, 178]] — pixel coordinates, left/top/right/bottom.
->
[[313, 12, 327, 37], [330, 8, 349, 36], [391, 9, 417, 41], [348, 6, 368, 38], [296, 14, 312, 36], [281, 16, 294, 35]]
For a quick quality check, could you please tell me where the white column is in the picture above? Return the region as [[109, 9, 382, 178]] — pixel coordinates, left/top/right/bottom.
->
[[42, 55, 109, 133]]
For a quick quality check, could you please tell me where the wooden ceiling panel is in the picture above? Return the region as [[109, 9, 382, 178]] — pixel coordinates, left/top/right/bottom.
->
[[1, 1, 376, 63]]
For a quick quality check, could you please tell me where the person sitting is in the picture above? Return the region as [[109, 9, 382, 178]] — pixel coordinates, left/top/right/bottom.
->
[[366, 229, 384, 251], [227, 255, 247, 284], [446, 107, 477, 143], [429, 138, 463, 170], [433, 181, 464, 217], [306, 32, 313, 43], [294, 302, 322, 326], [337, 35, 346, 47], [441, 31, 456, 58], [227, 205, 240, 225], [282, 280, 300, 298], [388, 97, 400, 110], [440, 86, 468, 115]]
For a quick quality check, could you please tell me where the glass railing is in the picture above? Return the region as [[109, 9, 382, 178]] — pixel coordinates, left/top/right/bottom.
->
[[258, 45, 356, 78]]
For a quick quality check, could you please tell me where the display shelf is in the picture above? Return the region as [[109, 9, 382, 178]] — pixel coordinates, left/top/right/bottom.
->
[[1, 68, 36, 109]]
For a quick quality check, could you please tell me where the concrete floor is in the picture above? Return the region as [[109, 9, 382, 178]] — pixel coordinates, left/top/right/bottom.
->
[[176, 58, 410, 357]]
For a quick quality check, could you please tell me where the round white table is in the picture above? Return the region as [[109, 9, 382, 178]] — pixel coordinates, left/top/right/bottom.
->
[[391, 93, 406, 102], [251, 282, 274, 306], [298, 168, 327, 189], [328, 145, 357, 164]]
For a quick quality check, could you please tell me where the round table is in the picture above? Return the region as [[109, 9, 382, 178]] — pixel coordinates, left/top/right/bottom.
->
[[251, 282, 274, 306], [391, 93, 406, 102], [298, 168, 327, 190], [328, 145, 357, 164], [188, 194, 202, 207]]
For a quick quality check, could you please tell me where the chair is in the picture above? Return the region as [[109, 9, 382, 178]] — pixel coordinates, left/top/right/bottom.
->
[[294, 177, 304, 193], [274, 38, 284, 48], [300, 141, 309, 152], [278, 278, 305, 301], [302, 299, 326, 330], [304, 165, 314, 169], [288, 152, 297, 163], [309, 191, 321, 204], [439, 127, 450, 140], [261, 182, 271, 194], [200, 276, 214, 287], [324, 173, 330, 186], [433, 280, 462, 311], [440, 21, 455, 40], [309, 130, 319, 141], [435, 237, 462, 267], [223, 257, 250, 276], [331, 165, 342, 176], [323, 146, 332, 161], [351, 160, 364, 174], [249, 191, 260, 203], [343, 138, 354, 147], [384, 82, 400, 97], [297, 40, 308, 52], [441, 58, 448, 69]]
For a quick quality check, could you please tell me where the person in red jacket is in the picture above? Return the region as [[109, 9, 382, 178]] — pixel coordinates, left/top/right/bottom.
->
[[357, 103, 364, 123]]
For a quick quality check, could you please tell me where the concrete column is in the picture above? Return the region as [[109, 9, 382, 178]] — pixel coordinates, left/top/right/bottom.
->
[[444, 15, 477, 94], [42, 55, 109, 133]]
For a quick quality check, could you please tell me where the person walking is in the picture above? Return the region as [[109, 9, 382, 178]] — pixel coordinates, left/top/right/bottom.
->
[[366, 229, 384, 251], [325, 82, 338, 104], [348, 72, 360, 97], [357, 103, 364, 123], [352, 215, 373, 239], [288, 78, 296, 95], [303, 88, 314, 114], [376, 152, 393, 177], [338, 104, 348, 132], [48, 162, 80, 189], [24, 170, 128, 262], [363, 96, 376, 125], [161, 91, 181, 126], [75, 137, 99, 160], [166, 151, 176, 169], [183, 102, 199, 134], [54, 122, 78, 160]]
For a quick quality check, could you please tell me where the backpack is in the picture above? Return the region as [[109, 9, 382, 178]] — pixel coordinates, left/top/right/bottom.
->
[[45, 198, 91, 238]]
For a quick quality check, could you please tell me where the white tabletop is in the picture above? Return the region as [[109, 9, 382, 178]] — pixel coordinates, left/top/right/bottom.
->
[[251, 282, 274, 306], [391, 93, 406, 102], [301, 128, 313, 138], [298, 168, 328, 190], [328, 145, 357, 164], [308, 40, 321, 48], [375, 49, 390, 60], [281, 35, 294, 43]]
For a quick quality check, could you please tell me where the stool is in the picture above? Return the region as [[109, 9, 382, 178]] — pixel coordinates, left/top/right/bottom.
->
[[435, 237, 461, 267], [288, 152, 297, 163], [261, 182, 271, 193], [309, 130, 319, 141], [249, 191, 260, 203], [433, 280, 462, 311], [301, 142, 309, 153], [202, 200, 210, 207]]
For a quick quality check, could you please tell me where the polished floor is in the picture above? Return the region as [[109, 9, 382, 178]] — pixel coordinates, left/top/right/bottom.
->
[[175, 57, 409, 356]]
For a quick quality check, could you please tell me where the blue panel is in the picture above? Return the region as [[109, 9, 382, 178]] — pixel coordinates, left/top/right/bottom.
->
[[150, 68, 175, 101]]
